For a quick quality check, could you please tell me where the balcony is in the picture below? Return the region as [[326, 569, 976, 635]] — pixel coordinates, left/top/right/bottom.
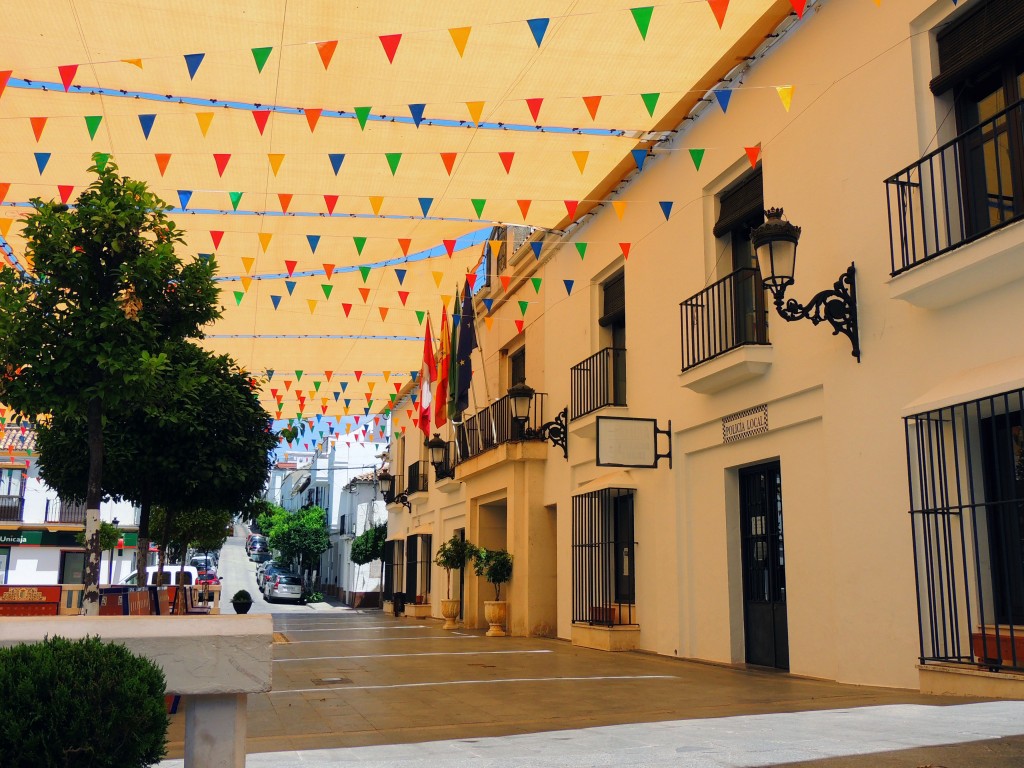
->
[[453, 391, 548, 466], [45, 498, 88, 524], [405, 460, 428, 495], [678, 268, 772, 394], [571, 348, 626, 420], [0, 496, 24, 522], [886, 99, 1024, 307]]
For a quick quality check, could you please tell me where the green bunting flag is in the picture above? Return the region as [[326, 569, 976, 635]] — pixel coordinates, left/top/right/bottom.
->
[[355, 106, 371, 130], [385, 152, 402, 175], [471, 198, 486, 218], [359, 266, 371, 282], [85, 115, 102, 140], [322, 284, 333, 299], [630, 7, 653, 39], [94, 153, 110, 172], [689, 148, 705, 170], [641, 92, 660, 117], [251, 47, 273, 72], [575, 242, 588, 260], [518, 300, 529, 316], [233, 291, 244, 305], [354, 236, 367, 255], [229, 191, 243, 210], [415, 310, 425, 325], [531, 277, 542, 293]]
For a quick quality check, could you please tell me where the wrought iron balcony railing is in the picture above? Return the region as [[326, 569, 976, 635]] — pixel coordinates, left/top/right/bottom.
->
[[45, 498, 88, 524], [406, 460, 428, 495], [680, 267, 769, 372], [452, 391, 547, 465], [0, 495, 24, 522], [886, 98, 1024, 276], [570, 347, 626, 420]]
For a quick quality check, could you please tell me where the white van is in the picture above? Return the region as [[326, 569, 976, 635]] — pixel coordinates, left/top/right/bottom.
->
[[121, 565, 199, 586]]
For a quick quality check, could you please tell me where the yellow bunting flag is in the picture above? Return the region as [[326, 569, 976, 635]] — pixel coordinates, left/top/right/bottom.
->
[[241, 256, 255, 273], [0, 218, 13, 237], [268, 153, 285, 176], [466, 101, 485, 126], [776, 85, 794, 112], [121, 58, 144, 69], [369, 196, 384, 215], [258, 232, 273, 252], [572, 150, 589, 174], [432, 271, 444, 288], [612, 200, 628, 220], [440, 294, 452, 309], [195, 112, 214, 137], [240, 276, 252, 292], [489, 239, 504, 257], [308, 300, 318, 314], [449, 27, 471, 57]]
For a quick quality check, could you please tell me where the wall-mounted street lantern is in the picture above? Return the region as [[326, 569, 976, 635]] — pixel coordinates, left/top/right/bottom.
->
[[377, 469, 411, 512], [425, 433, 454, 481], [507, 382, 569, 460], [751, 208, 860, 361]]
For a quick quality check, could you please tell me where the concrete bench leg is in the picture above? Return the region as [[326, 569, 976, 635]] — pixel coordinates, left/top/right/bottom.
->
[[184, 693, 247, 768]]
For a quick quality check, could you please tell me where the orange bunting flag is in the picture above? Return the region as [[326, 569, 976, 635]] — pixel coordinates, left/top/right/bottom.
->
[[316, 40, 338, 69], [500, 275, 511, 292], [517, 199, 532, 220], [358, 287, 371, 303], [466, 101, 485, 126], [398, 238, 412, 256], [379, 307, 389, 321], [196, 112, 214, 137], [240, 277, 252, 292], [30, 117, 47, 142], [154, 153, 171, 176], [572, 150, 589, 174], [498, 152, 515, 173], [304, 108, 322, 132], [0, 183, 11, 205], [484, 316, 494, 331], [324, 370, 333, 382], [745, 146, 761, 168], [708, 0, 730, 28], [323, 263, 335, 279], [0, 218, 13, 237], [379, 34, 402, 63], [268, 153, 285, 176], [449, 27, 471, 57], [583, 95, 602, 120], [0, 71, 11, 101], [121, 58, 143, 69], [278, 193, 292, 213], [440, 152, 457, 175]]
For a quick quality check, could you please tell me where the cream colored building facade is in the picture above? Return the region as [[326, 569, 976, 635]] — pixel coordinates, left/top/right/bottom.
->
[[384, 0, 1024, 698]]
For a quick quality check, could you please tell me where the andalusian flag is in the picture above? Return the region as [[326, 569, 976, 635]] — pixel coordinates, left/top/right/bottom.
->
[[418, 315, 436, 437]]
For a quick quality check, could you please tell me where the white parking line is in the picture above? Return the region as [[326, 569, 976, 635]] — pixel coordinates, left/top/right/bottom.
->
[[274, 649, 554, 662], [271, 674, 677, 695], [279, 625, 431, 633], [278, 635, 476, 645]]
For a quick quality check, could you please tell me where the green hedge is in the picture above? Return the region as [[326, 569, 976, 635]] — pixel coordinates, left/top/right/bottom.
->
[[0, 635, 169, 767]]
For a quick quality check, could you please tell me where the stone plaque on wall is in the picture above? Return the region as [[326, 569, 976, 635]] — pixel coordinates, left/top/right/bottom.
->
[[722, 404, 769, 444]]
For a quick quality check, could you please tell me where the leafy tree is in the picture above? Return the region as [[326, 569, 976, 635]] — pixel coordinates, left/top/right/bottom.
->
[[74, 521, 122, 552], [35, 342, 276, 574], [0, 156, 219, 612], [472, 548, 514, 601], [265, 505, 330, 580], [350, 522, 387, 566], [148, 506, 232, 565]]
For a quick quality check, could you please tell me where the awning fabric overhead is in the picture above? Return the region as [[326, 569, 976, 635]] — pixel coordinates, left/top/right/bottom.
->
[[0, 0, 784, 419]]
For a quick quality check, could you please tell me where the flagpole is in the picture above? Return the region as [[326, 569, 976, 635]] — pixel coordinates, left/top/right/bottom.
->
[[468, 288, 499, 446]]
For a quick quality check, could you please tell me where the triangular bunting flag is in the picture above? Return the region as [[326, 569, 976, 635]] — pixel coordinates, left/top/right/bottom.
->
[[358, 287, 371, 303], [689, 148, 705, 170], [398, 291, 409, 305], [440, 153, 457, 175], [321, 284, 333, 299], [307, 299, 317, 314], [214, 153, 231, 177], [564, 200, 579, 220], [398, 239, 412, 256], [530, 241, 543, 260], [316, 40, 338, 69], [449, 27, 471, 57], [790, 0, 807, 18], [154, 153, 171, 176], [418, 198, 433, 217], [323, 263, 335, 279], [342, 303, 352, 317], [583, 95, 602, 120], [240, 276, 252, 292], [58, 64, 78, 91], [395, 268, 407, 284], [229, 191, 243, 211], [408, 103, 426, 127], [499, 152, 515, 173], [443, 239, 457, 256], [284, 260, 297, 277], [620, 242, 632, 259], [57, 185, 74, 204], [708, 0, 730, 28], [184, 53, 205, 79], [304, 108, 322, 132], [526, 18, 549, 46], [515, 320, 525, 333], [432, 271, 444, 288], [324, 195, 338, 214], [177, 189, 192, 209], [777, 85, 794, 112], [258, 232, 273, 252], [414, 311, 425, 325], [482, 297, 493, 312], [379, 34, 402, 63], [278, 193, 292, 213], [471, 199, 486, 218], [354, 106, 371, 130], [526, 97, 543, 122], [466, 101, 484, 126], [369, 196, 384, 215], [500, 275, 512, 291], [138, 114, 156, 139], [630, 7, 654, 39], [564, 279, 574, 295], [285, 280, 296, 295], [575, 242, 588, 259], [572, 150, 589, 174], [517, 199, 532, 220], [385, 153, 402, 175], [353, 236, 367, 255], [714, 89, 732, 113], [530, 277, 542, 293], [30, 117, 47, 142], [612, 201, 628, 220], [328, 153, 345, 175], [196, 112, 214, 136], [306, 235, 320, 253], [241, 256, 255, 273], [85, 115, 102, 140], [378, 306, 389, 321], [234, 291, 244, 306], [745, 146, 761, 168], [359, 266, 371, 282], [631, 148, 648, 170], [270, 295, 282, 310], [659, 201, 674, 220], [267, 153, 284, 176], [252, 46, 273, 72], [641, 92, 660, 117]]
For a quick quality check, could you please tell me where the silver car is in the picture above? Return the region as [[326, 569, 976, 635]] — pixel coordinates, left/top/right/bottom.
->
[[264, 573, 304, 603]]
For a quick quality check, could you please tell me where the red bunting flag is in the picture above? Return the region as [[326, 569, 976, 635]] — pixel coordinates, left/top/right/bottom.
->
[[58, 64, 78, 92], [745, 146, 761, 168], [210, 230, 224, 249], [790, 0, 807, 18], [564, 200, 579, 220], [398, 291, 409, 305], [620, 242, 632, 259], [58, 185, 74, 204], [324, 371, 333, 381], [214, 153, 231, 176], [252, 110, 270, 134], [515, 320, 525, 333], [285, 260, 297, 276], [324, 195, 338, 214], [525, 97, 543, 122], [0, 183, 9, 205], [500, 275, 511, 291], [0, 72, 11, 101], [499, 152, 515, 173], [443, 239, 457, 257], [379, 34, 402, 63], [342, 303, 352, 317]]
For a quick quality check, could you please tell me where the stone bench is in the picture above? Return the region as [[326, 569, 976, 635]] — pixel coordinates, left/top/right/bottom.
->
[[0, 614, 272, 768]]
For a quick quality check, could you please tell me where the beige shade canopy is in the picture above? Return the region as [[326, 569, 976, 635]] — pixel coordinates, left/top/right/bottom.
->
[[0, 0, 787, 420]]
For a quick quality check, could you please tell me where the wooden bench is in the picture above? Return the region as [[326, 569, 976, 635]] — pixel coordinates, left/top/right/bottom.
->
[[0, 585, 61, 616]]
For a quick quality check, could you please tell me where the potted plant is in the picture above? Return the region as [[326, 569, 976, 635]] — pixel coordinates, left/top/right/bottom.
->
[[473, 547, 513, 637], [433, 535, 475, 629], [231, 589, 253, 614]]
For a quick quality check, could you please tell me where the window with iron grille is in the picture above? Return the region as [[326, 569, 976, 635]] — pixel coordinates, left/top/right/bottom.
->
[[572, 488, 636, 626], [599, 272, 627, 408], [405, 534, 432, 601], [510, 347, 526, 386], [906, 387, 1024, 672]]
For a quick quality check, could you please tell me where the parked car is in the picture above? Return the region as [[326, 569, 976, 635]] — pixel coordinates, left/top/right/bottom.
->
[[250, 550, 272, 564], [245, 534, 267, 554], [189, 555, 218, 583], [121, 565, 199, 586], [264, 573, 304, 604], [248, 543, 269, 562], [256, 561, 286, 590]]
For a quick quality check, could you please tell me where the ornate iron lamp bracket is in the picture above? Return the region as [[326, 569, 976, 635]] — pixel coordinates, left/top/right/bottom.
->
[[523, 406, 569, 460], [772, 263, 860, 362]]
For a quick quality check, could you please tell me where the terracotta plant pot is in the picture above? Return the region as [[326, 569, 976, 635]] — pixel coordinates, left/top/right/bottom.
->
[[484, 600, 507, 637], [231, 601, 252, 615], [440, 598, 461, 630]]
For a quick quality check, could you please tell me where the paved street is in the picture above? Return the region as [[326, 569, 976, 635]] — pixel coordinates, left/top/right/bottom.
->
[[163, 541, 1024, 766], [217, 528, 317, 615]]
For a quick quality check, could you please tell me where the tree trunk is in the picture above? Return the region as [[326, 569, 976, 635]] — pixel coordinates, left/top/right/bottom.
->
[[81, 397, 104, 615], [136, 494, 151, 579]]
